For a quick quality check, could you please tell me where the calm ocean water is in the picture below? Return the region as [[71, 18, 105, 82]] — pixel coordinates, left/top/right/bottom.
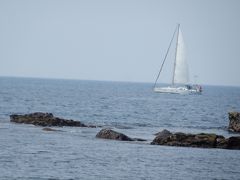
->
[[0, 77, 240, 179]]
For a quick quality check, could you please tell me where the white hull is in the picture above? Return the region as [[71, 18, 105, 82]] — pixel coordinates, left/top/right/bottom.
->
[[154, 86, 201, 94]]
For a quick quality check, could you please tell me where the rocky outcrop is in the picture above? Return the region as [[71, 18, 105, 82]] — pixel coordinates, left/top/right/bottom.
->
[[228, 112, 240, 132], [151, 129, 240, 150], [154, 129, 172, 137], [10, 112, 87, 127], [96, 129, 133, 141], [96, 129, 146, 142]]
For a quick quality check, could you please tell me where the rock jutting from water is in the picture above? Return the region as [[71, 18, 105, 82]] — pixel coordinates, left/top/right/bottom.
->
[[42, 127, 63, 132], [10, 112, 88, 127], [96, 129, 133, 141], [228, 112, 240, 132], [151, 129, 240, 150], [96, 128, 146, 142]]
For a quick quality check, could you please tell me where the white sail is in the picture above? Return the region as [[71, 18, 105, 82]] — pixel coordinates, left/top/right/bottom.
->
[[173, 28, 189, 85]]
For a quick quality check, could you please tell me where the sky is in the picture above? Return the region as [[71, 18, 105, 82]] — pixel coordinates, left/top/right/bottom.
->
[[0, 0, 240, 86]]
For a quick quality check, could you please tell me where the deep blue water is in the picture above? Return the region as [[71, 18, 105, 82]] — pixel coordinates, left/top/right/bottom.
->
[[0, 77, 240, 179]]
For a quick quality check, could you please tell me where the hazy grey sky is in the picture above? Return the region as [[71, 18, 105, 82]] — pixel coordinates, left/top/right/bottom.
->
[[0, 0, 240, 86]]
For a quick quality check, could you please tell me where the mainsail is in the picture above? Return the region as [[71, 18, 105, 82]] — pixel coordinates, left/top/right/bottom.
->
[[172, 27, 189, 85]]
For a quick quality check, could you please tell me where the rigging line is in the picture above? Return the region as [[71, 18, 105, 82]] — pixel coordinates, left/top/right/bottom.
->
[[153, 25, 179, 89]]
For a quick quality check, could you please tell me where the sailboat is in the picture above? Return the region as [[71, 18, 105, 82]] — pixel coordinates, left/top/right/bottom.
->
[[153, 24, 202, 94]]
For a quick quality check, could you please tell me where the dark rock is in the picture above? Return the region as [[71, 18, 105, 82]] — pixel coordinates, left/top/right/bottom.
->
[[10, 112, 87, 127], [151, 130, 173, 145], [154, 129, 172, 137], [192, 133, 217, 148], [215, 135, 228, 149], [228, 112, 240, 132], [132, 138, 147, 142], [151, 130, 240, 150], [96, 129, 133, 141], [151, 132, 217, 148], [42, 127, 63, 132], [227, 136, 240, 149]]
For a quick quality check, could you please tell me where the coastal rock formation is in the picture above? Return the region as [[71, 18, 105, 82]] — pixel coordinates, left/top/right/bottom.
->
[[152, 131, 210, 147], [96, 129, 133, 141], [151, 129, 240, 150], [228, 112, 240, 132], [10, 112, 87, 127]]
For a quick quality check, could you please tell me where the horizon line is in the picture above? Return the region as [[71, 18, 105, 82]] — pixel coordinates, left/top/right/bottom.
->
[[0, 75, 239, 88]]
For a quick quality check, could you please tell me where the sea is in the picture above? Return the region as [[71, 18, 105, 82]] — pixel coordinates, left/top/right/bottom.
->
[[0, 77, 240, 180]]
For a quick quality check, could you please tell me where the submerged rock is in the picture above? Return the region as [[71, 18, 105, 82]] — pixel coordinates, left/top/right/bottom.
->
[[96, 129, 133, 141], [10, 112, 87, 127], [151, 129, 240, 150], [132, 138, 147, 142], [228, 112, 240, 132], [42, 127, 63, 132]]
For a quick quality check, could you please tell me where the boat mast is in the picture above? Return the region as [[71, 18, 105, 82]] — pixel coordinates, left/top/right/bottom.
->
[[172, 23, 180, 85], [153, 25, 178, 89]]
